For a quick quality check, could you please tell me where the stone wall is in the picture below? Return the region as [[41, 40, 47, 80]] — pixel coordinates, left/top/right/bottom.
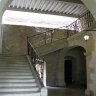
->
[[2, 25, 66, 55], [65, 47, 87, 86], [67, 31, 96, 95], [2, 24, 37, 55], [44, 46, 86, 87], [44, 49, 65, 87]]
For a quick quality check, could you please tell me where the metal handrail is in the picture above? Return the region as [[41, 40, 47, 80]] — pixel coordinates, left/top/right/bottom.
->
[[27, 37, 48, 96], [28, 29, 68, 47], [28, 11, 95, 48], [27, 29, 54, 39], [67, 11, 95, 32], [27, 37, 40, 58], [27, 37, 44, 86], [67, 10, 90, 28]]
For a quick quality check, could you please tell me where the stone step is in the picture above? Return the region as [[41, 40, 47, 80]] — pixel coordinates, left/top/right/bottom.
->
[[0, 59, 28, 61], [0, 63, 29, 65], [0, 64, 30, 67], [0, 70, 31, 72], [0, 64, 29, 69], [0, 56, 27, 59], [0, 76, 34, 79], [0, 59, 28, 62], [0, 64, 29, 67], [0, 87, 39, 92], [0, 78, 35, 82], [0, 92, 40, 96], [0, 58, 27, 60], [0, 72, 32, 76], [0, 68, 31, 71], [0, 82, 37, 87], [0, 57, 27, 59], [0, 67, 30, 70]]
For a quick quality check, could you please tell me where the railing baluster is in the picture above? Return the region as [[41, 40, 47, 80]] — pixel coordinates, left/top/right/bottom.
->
[[51, 31, 52, 43], [45, 32, 46, 45], [27, 11, 95, 48], [27, 40, 44, 83], [67, 11, 95, 33]]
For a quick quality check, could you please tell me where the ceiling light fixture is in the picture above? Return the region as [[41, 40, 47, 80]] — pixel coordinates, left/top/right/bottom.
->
[[84, 30, 95, 41], [84, 34, 90, 41]]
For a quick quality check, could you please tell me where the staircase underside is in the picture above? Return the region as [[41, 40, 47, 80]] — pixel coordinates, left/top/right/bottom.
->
[[35, 38, 68, 56]]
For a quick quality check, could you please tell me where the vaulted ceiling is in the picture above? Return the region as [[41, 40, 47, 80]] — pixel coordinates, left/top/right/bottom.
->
[[8, 0, 88, 18]]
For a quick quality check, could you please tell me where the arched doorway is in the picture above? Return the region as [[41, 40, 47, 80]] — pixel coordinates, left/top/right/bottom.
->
[[64, 46, 87, 89]]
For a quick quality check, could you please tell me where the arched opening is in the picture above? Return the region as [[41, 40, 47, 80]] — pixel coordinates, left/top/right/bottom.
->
[[64, 46, 87, 89]]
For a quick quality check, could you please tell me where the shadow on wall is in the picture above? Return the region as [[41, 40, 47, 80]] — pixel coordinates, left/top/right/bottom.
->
[[64, 46, 87, 89]]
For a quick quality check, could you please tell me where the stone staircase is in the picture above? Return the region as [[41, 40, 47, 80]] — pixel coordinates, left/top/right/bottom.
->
[[0, 55, 41, 96]]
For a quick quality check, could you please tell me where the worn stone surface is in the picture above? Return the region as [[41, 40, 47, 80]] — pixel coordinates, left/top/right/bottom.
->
[[36, 38, 68, 56], [2, 25, 37, 55], [44, 49, 65, 87], [48, 87, 85, 96]]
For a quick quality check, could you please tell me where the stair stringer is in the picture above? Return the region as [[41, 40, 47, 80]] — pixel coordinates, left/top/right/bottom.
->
[[34, 38, 68, 56]]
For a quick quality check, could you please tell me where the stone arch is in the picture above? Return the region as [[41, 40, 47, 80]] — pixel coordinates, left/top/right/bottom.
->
[[64, 45, 87, 89]]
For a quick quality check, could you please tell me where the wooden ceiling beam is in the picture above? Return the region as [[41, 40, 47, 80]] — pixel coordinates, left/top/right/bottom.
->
[[47, 0, 83, 4], [8, 7, 79, 18]]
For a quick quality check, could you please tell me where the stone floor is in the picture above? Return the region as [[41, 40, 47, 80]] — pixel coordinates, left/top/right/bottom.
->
[[48, 86, 85, 96]]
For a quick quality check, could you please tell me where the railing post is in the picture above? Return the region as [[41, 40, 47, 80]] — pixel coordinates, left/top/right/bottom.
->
[[27, 36, 29, 55], [44, 32, 46, 45], [51, 31, 53, 43], [87, 11, 90, 27], [41, 87, 48, 96], [66, 29, 69, 38]]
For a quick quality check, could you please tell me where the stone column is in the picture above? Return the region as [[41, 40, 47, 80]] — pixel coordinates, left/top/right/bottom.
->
[[85, 31, 95, 96], [57, 49, 66, 87]]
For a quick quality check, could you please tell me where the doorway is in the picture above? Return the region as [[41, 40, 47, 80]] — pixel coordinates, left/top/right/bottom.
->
[[64, 60, 72, 84], [64, 46, 87, 89]]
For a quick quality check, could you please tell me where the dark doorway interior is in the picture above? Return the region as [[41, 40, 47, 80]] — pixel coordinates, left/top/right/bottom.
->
[[64, 60, 72, 84]]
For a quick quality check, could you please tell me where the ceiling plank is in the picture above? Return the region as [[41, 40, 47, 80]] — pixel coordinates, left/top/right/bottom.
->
[[47, 0, 83, 4], [41, 1, 49, 11], [8, 7, 79, 18], [56, 3, 64, 12], [48, 2, 58, 11]]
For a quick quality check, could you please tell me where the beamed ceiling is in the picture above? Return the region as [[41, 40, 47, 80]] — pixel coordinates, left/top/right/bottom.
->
[[8, 0, 88, 18]]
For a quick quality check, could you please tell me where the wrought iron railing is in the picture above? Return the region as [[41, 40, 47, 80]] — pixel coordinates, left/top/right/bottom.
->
[[27, 38, 48, 96], [28, 29, 72, 47], [66, 11, 95, 36], [28, 11, 95, 47], [27, 37, 44, 82]]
